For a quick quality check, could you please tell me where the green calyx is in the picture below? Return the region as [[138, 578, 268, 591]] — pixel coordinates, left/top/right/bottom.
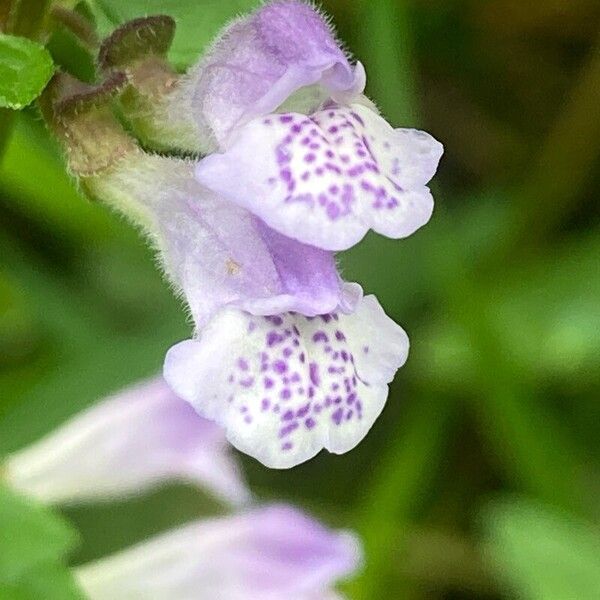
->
[[40, 71, 139, 177]]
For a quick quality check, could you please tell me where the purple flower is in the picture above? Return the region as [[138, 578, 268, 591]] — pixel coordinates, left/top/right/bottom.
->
[[4, 377, 250, 506], [164, 290, 409, 469], [181, 1, 442, 251], [181, 0, 365, 150], [64, 1, 438, 470], [195, 104, 443, 250], [75, 504, 361, 599], [93, 154, 354, 327]]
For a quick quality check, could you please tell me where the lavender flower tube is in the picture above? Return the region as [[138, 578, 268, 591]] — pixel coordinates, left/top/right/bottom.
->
[[90, 152, 356, 329], [4, 377, 250, 506], [75, 505, 361, 600]]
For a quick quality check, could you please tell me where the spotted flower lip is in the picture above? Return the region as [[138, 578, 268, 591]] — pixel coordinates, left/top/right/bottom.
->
[[75, 504, 361, 600], [181, 0, 365, 150], [164, 290, 409, 469], [93, 153, 354, 328], [195, 102, 443, 251], [3, 377, 250, 506]]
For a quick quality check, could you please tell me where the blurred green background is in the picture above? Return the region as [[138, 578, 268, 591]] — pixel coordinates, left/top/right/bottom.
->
[[1, 0, 599, 598]]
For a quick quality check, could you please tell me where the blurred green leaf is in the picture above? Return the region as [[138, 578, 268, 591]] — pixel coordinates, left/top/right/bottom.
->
[[482, 497, 600, 600], [89, 0, 259, 69], [490, 231, 600, 383], [0, 485, 78, 581], [348, 392, 458, 599], [0, 35, 54, 109], [46, 26, 96, 83], [0, 562, 83, 600], [355, 0, 417, 125], [0, 113, 119, 242]]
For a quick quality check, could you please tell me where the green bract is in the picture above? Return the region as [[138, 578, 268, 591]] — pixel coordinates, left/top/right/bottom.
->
[[91, 0, 258, 69]]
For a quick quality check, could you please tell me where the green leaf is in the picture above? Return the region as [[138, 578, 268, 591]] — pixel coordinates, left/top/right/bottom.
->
[[482, 497, 600, 600], [90, 0, 259, 69], [2, 562, 84, 600], [0, 485, 78, 582], [0, 35, 54, 110]]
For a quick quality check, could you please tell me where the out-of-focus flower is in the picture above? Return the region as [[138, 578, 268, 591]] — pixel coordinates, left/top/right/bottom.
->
[[4, 377, 250, 506], [164, 292, 409, 469], [75, 504, 361, 600]]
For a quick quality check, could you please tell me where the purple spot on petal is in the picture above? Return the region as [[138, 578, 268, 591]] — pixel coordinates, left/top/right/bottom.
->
[[240, 377, 255, 388], [273, 360, 288, 374], [332, 407, 344, 425], [297, 403, 311, 418], [267, 331, 284, 347], [327, 203, 340, 219], [279, 422, 299, 438]]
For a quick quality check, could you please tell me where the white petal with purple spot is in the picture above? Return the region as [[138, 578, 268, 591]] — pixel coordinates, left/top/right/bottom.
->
[[195, 103, 443, 251], [164, 290, 409, 468]]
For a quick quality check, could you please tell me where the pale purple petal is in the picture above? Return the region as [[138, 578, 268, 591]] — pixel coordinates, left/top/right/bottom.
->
[[195, 103, 443, 251], [99, 155, 349, 327], [75, 505, 361, 600], [164, 289, 409, 469], [183, 0, 365, 148], [4, 377, 250, 506]]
